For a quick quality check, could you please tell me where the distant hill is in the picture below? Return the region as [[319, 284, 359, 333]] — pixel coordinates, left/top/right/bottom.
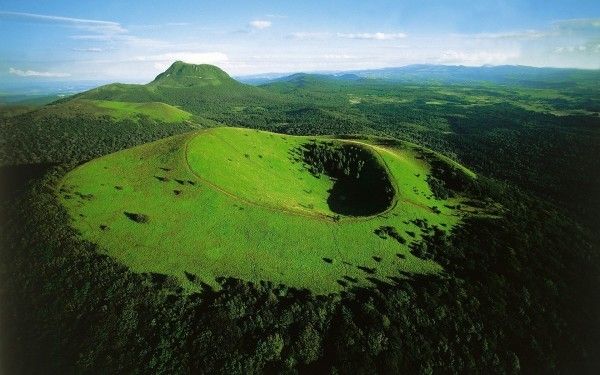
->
[[239, 72, 364, 86], [347, 64, 600, 87], [272, 73, 331, 84], [149, 61, 238, 88], [63, 61, 286, 119], [236, 72, 291, 85], [251, 64, 600, 88], [260, 73, 366, 92], [41, 99, 193, 123], [0, 94, 64, 106], [69, 61, 250, 103], [272, 72, 362, 84]]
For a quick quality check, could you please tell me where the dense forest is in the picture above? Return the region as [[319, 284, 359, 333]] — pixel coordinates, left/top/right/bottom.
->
[[1, 67, 599, 373], [294, 140, 395, 216]]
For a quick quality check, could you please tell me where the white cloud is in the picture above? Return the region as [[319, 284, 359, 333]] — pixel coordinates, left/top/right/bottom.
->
[[463, 30, 549, 41], [436, 50, 520, 65], [70, 34, 167, 48], [249, 20, 272, 30], [323, 54, 356, 60], [72, 47, 103, 52], [289, 32, 331, 40], [9, 67, 71, 77], [136, 52, 228, 63], [289, 31, 408, 41], [0, 11, 126, 34], [554, 18, 600, 32], [554, 43, 598, 54], [0, 11, 169, 55], [70, 34, 115, 41], [337, 32, 407, 40], [489, 19, 599, 42]]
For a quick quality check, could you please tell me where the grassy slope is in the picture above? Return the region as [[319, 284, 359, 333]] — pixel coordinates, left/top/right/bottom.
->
[[148, 62, 238, 88], [91, 100, 192, 121], [187, 128, 338, 217], [60, 127, 478, 293], [42, 99, 193, 122], [63, 63, 290, 124]]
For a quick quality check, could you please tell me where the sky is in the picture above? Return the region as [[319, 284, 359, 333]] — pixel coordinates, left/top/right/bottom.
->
[[1, 0, 599, 84]]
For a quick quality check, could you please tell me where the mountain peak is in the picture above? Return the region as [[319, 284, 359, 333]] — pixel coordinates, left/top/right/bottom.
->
[[150, 61, 236, 87]]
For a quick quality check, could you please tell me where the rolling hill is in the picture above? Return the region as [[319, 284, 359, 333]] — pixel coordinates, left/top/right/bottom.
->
[[149, 61, 239, 88], [58, 127, 489, 293], [65, 61, 288, 119], [250, 65, 600, 88], [40, 99, 194, 122]]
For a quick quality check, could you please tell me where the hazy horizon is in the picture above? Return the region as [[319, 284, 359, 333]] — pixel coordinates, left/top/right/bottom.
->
[[1, 0, 599, 85]]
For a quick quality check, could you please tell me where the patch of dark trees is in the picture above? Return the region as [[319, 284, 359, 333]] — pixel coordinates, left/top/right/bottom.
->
[[417, 150, 478, 200], [1, 170, 599, 374], [123, 211, 149, 223], [294, 141, 394, 216], [374, 225, 406, 244], [0, 163, 55, 201], [0, 112, 202, 166]]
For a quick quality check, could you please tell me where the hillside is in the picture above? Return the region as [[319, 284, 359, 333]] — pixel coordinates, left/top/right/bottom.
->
[[259, 73, 368, 94], [58, 127, 488, 293], [149, 62, 238, 87], [68, 61, 288, 121], [0, 96, 207, 166], [41, 99, 193, 122], [255, 65, 600, 88]]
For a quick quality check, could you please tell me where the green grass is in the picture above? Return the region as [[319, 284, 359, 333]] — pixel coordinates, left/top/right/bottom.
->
[[91, 100, 192, 121], [149, 61, 237, 88], [59, 127, 477, 293], [187, 129, 341, 217], [44, 99, 193, 122]]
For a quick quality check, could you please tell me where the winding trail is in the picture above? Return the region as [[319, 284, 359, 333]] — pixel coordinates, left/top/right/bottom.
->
[[181, 130, 413, 223]]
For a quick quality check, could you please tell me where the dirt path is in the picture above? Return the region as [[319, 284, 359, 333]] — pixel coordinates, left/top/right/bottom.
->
[[345, 139, 457, 218], [183, 134, 337, 222], [182, 130, 452, 222]]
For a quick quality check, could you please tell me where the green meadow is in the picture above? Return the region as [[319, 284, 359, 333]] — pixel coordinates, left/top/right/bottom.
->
[[44, 98, 193, 122], [59, 127, 476, 293], [90, 100, 192, 121]]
